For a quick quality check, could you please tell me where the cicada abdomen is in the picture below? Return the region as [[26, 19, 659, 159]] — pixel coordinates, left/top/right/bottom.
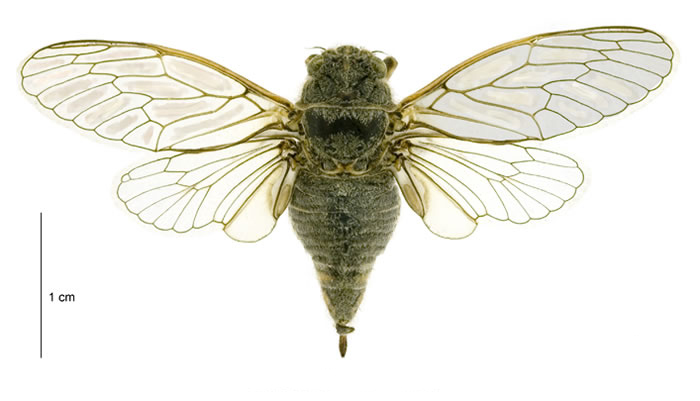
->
[[289, 171, 400, 356]]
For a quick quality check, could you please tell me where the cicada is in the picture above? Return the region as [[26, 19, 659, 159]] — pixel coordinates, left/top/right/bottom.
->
[[20, 26, 673, 357]]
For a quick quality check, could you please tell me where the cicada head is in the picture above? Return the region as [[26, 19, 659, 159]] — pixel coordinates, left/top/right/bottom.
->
[[301, 45, 394, 107]]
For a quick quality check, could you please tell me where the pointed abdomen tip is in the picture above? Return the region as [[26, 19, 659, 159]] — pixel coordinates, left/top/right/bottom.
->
[[339, 335, 347, 357]]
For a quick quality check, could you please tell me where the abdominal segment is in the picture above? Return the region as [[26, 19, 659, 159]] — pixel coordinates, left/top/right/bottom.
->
[[289, 170, 400, 334]]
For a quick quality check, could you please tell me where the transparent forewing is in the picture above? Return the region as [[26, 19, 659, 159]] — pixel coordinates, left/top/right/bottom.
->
[[21, 41, 296, 151], [393, 136, 583, 238], [117, 139, 297, 242], [397, 27, 673, 142]]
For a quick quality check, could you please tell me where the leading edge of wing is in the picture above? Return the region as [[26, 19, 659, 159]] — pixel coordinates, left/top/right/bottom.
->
[[397, 26, 672, 110], [25, 39, 296, 110]]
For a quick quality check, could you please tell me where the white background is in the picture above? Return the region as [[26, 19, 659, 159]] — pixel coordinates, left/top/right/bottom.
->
[[1, 0, 697, 400]]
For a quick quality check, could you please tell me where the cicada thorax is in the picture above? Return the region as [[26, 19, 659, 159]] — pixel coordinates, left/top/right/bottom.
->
[[298, 45, 395, 175], [291, 46, 401, 355], [301, 107, 389, 173]]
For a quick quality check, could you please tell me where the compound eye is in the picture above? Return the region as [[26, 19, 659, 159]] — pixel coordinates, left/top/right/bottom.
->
[[383, 56, 398, 79], [306, 54, 324, 75]]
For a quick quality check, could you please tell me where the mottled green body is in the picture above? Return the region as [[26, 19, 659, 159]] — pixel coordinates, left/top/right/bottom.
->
[[289, 171, 399, 331], [290, 46, 400, 349]]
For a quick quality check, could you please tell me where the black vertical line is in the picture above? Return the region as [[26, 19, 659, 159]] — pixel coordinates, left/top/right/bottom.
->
[[40, 212, 43, 359]]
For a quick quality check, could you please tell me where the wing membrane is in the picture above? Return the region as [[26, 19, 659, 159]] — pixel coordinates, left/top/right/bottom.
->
[[117, 138, 297, 242], [397, 26, 673, 142], [21, 40, 296, 151], [393, 136, 583, 238]]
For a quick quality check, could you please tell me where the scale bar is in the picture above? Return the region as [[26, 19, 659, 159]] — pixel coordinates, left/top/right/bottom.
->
[[40, 212, 43, 359]]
